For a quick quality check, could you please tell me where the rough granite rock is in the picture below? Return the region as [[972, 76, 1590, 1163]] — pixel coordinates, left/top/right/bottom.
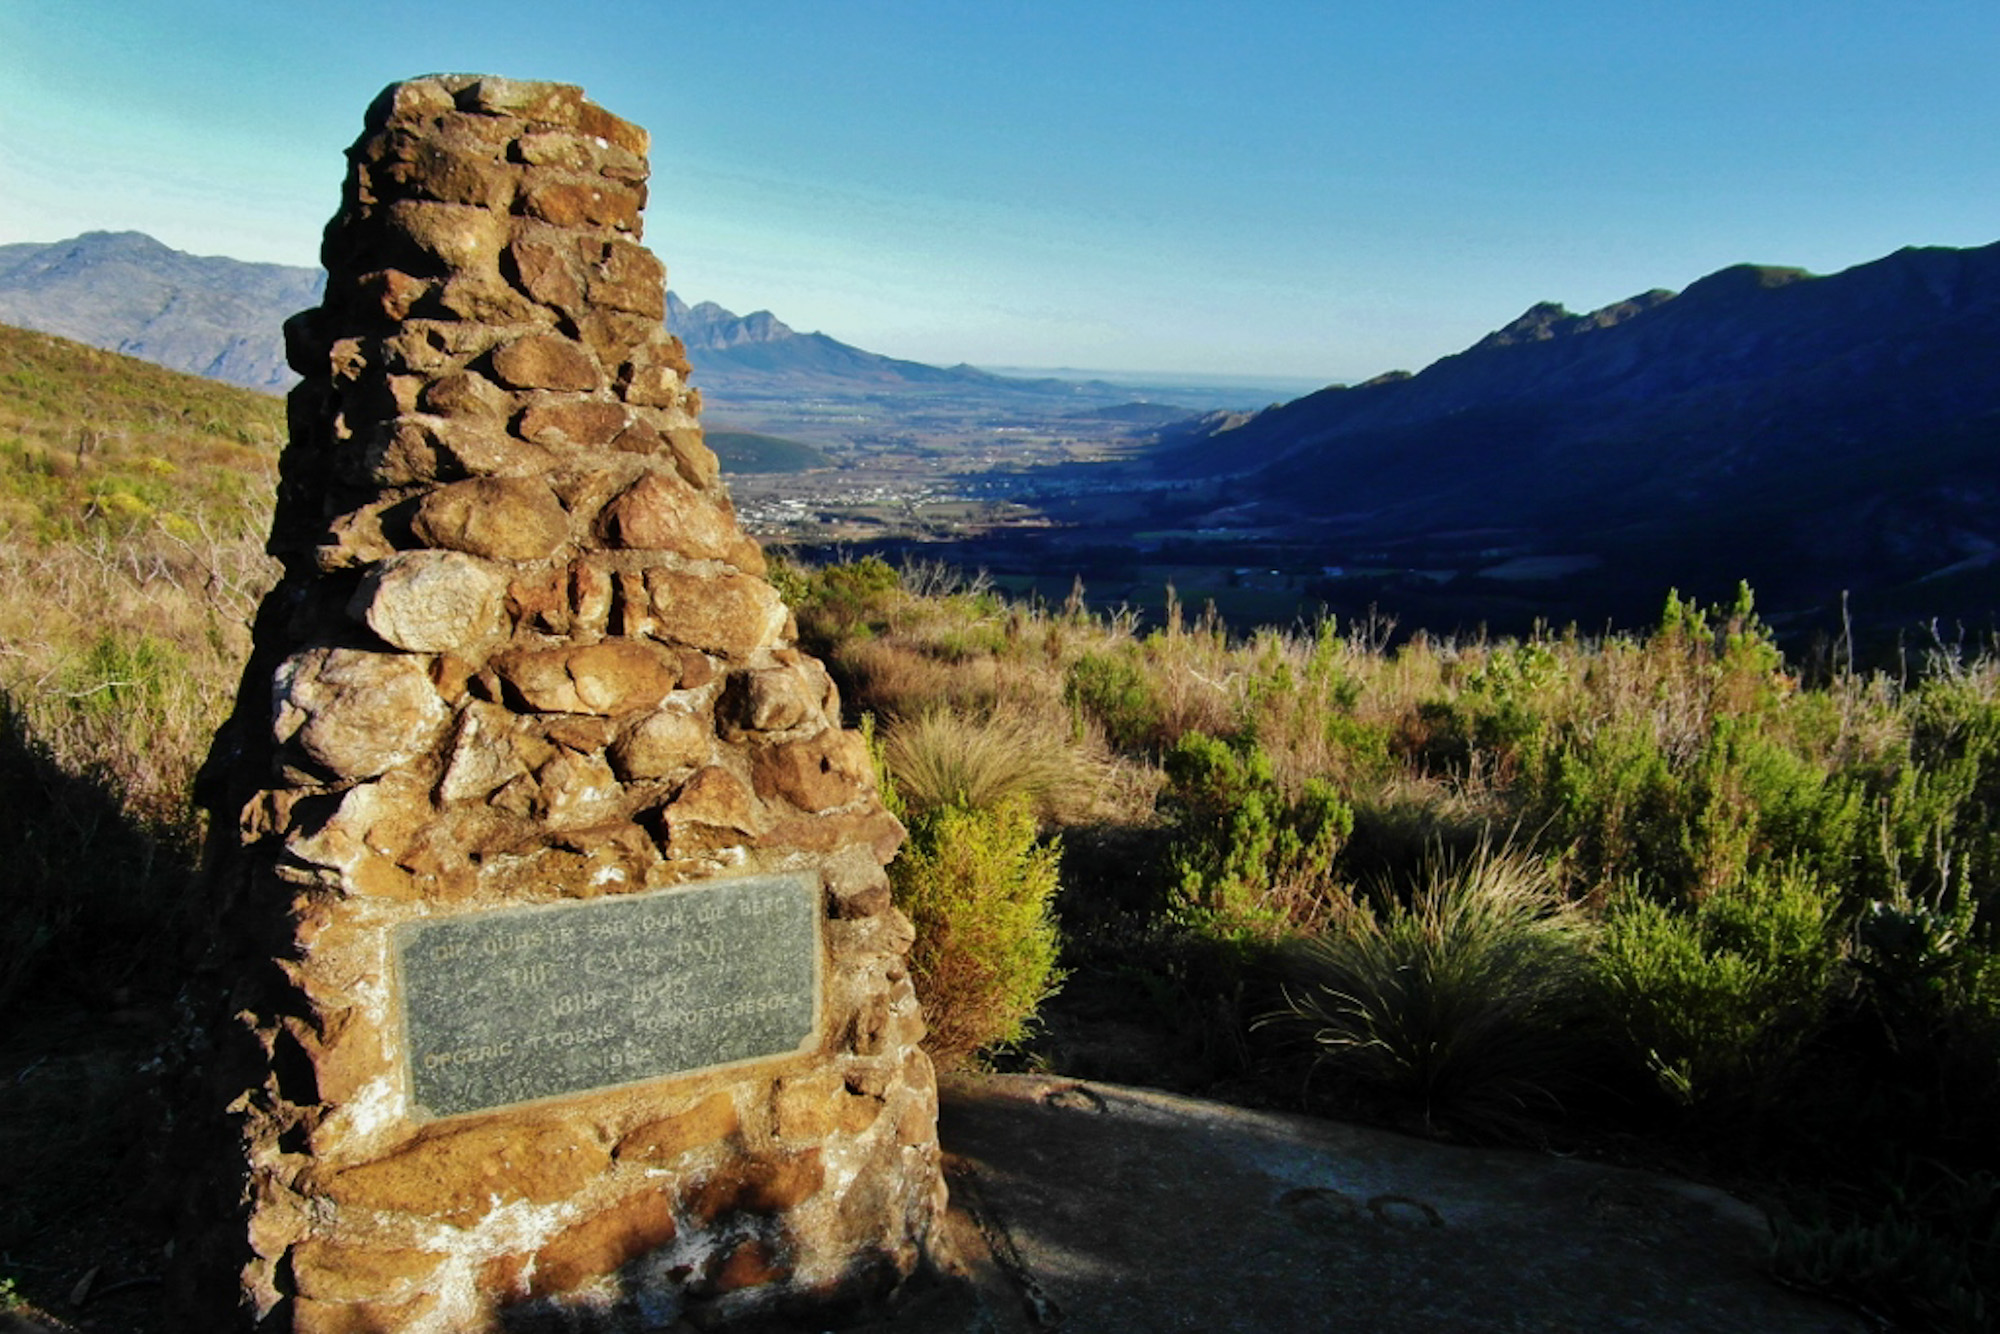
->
[[349, 550, 511, 653], [180, 74, 942, 1334]]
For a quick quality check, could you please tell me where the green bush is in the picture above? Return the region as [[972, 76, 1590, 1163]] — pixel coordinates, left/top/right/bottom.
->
[[1595, 864, 1842, 1106], [1321, 713, 1394, 782], [1065, 649, 1161, 751], [786, 555, 902, 646], [1161, 731, 1353, 937], [890, 797, 1064, 1068], [1860, 672, 2000, 918], [1538, 711, 1865, 907], [1537, 721, 1684, 892], [1679, 721, 1864, 898], [1454, 639, 1562, 768], [1269, 845, 1598, 1136]]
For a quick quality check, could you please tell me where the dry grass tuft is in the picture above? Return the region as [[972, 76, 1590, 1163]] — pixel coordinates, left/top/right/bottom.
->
[[881, 702, 1103, 822]]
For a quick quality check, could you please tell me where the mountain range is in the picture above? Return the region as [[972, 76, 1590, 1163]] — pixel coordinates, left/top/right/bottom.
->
[[0, 231, 1168, 407], [1124, 240, 2000, 631], [662, 290, 1146, 401], [8, 228, 1998, 636]]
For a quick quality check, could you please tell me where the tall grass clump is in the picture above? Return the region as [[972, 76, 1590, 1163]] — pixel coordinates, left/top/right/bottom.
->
[[1269, 845, 1598, 1136], [880, 703, 1099, 823]]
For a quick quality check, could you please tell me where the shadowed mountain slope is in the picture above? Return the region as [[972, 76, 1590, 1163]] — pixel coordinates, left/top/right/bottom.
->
[[1141, 241, 2000, 621]]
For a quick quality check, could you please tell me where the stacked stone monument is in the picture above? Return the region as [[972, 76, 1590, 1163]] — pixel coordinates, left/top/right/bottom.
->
[[184, 75, 941, 1332]]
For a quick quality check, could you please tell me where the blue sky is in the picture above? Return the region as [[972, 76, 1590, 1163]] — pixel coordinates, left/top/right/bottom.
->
[[2, 1, 1995, 382]]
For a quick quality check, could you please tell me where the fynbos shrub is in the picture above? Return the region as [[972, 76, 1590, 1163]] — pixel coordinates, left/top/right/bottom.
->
[[1065, 649, 1161, 751], [1595, 864, 1842, 1106], [890, 798, 1064, 1068], [1162, 731, 1353, 937]]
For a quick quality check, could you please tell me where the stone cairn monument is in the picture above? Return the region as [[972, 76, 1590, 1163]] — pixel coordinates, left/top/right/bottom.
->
[[183, 75, 941, 1331]]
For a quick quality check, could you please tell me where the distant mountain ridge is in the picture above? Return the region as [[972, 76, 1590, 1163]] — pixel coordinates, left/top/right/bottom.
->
[[0, 231, 323, 391], [665, 289, 992, 389], [0, 231, 1147, 405], [661, 289, 1134, 400], [669, 294, 792, 351], [1158, 244, 2000, 490], [1142, 240, 2000, 624]]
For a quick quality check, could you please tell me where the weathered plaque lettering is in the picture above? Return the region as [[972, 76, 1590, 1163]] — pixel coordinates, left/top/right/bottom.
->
[[395, 872, 821, 1119]]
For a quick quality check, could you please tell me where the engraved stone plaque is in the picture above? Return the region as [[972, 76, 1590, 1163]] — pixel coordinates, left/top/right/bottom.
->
[[394, 872, 821, 1119]]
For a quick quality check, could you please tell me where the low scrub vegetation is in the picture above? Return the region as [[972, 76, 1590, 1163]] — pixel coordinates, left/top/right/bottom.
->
[[1160, 731, 1352, 937], [886, 796, 1065, 1069], [781, 556, 2000, 1329], [0, 327, 280, 1013]]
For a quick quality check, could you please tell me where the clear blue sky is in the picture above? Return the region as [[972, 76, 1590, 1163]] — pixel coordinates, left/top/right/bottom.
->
[[2, 1, 1995, 382]]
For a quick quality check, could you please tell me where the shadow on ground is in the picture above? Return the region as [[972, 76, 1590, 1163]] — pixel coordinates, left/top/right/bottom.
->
[[845, 1073, 1870, 1334]]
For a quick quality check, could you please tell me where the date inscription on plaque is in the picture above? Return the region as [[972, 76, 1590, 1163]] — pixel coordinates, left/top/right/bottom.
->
[[394, 872, 820, 1119]]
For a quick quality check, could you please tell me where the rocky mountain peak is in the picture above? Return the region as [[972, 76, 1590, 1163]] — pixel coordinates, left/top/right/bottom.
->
[[664, 293, 797, 352], [18, 230, 175, 269], [0, 231, 323, 391], [1476, 289, 1677, 350]]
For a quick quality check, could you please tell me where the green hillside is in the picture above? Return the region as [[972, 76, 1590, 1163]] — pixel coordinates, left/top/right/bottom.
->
[[1, 322, 283, 1026], [705, 428, 832, 473], [0, 321, 283, 539]]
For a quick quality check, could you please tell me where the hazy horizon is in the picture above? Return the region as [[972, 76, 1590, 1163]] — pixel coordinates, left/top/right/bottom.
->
[[977, 365, 1333, 400]]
